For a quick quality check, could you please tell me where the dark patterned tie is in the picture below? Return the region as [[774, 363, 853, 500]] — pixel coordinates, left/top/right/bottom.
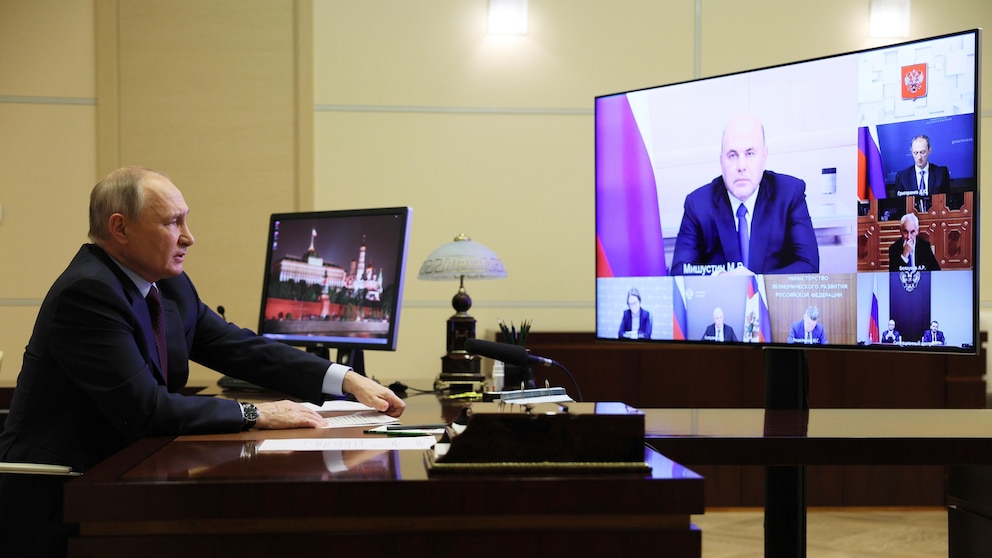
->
[[736, 203, 749, 269], [146, 284, 168, 382]]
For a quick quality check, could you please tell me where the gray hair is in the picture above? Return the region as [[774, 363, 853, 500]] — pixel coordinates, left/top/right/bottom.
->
[[88, 166, 165, 243], [900, 212, 920, 230]]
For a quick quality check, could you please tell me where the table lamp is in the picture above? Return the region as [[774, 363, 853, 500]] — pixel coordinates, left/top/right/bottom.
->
[[418, 234, 507, 391]]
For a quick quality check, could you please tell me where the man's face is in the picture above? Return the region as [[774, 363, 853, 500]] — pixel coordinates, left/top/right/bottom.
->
[[887, 320, 896, 332], [713, 309, 724, 328], [911, 138, 931, 169], [900, 221, 919, 243], [931, 321, 939, 332], [721, 118, 768, 201], [803, 315, 816, 332], [120, 175, 195, 283]]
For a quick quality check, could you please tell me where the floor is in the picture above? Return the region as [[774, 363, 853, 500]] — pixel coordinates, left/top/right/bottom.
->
[[693, 508, 948, 558]]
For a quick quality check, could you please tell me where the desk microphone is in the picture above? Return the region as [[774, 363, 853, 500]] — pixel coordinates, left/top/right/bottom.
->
[[463, 339, 555, 367], [463, 339, 583, 402], [217, 305, 226, 319]]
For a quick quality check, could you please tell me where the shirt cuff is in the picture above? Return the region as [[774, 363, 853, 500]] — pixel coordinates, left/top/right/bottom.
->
[[322, 362, 351, 396]]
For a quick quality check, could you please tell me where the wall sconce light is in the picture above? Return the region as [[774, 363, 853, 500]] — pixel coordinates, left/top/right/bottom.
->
[[869, 0, 910, 38], [489, 0, 528, 35], [419, 234, 507, 391]]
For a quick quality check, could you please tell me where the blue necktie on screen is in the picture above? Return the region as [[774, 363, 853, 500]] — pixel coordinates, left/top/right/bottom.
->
[[736, 204, 749, 269], [147, 284, 168, 382], [919, 170, 926, 195]]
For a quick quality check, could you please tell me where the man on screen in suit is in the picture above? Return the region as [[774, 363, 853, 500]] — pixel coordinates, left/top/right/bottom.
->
[[702, 307, 738, 342], [922, 320, 946, 345], [894, 135, 950, 212], [881, 319, 901, 343], [887, 213, 941, 271], [788, 305, 827, 345], [0, 167, 406, 557], [672, 114, 819, 276]]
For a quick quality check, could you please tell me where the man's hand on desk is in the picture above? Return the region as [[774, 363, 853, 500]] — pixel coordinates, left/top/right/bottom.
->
[[343, 371, 406, 418], [255, 400, 327, 430]]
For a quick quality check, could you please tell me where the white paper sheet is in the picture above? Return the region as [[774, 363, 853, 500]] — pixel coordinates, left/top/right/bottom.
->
[[258, 437, 436, 452], [319, 411, 399, 429], [304, 400, 377, 412]]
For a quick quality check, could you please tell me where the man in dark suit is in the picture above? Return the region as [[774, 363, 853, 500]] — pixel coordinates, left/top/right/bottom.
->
[[702, 306, 738, 342], [0, 167, 406, 557], [887, 213, 941, 271], [618, 287, 652, 339], [788, 305, 827, 345], [880, 319, 901, 343], [672, 114, 819, 276], [894, 135, 950, 212], [922, 320, 946, 345]]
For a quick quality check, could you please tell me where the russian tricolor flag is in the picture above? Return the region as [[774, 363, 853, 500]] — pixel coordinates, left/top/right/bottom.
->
[[858, 125, 886, 200], [868, 275, 880, 343], [595, 94, 667, 278], [673, 277, 687, 340], [744, 275, 771, 343]]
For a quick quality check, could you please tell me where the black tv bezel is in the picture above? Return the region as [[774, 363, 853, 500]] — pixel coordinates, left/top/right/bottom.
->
[[593, 29, 981, 356], [255, 206, 413, 355]]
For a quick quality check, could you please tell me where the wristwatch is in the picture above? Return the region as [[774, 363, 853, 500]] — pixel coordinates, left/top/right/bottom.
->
[[240, 401, 259, 431]]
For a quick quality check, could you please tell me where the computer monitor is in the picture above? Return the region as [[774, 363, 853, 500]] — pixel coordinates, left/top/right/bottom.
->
[[256, 207, 413, 375], [595, 29, 980, 357]]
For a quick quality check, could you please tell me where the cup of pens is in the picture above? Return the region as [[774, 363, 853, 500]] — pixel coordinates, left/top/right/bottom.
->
[[497, 319, 536, 390]]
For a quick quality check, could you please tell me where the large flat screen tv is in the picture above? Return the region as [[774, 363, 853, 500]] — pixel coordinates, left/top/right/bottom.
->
[[256, 207, 413, 373], [595, 30, 979, 354]]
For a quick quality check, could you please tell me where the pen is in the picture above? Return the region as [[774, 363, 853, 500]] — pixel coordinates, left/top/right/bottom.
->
[[384, 424, 447, 430]]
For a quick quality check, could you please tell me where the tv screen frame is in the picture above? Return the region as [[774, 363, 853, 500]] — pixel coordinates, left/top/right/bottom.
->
[[595, 29, 980, 355], [256, 206, 413, 363]]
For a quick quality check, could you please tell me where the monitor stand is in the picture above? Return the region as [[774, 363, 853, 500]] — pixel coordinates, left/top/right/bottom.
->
[[763, 347, 810, 558], [306, 346, 366, 377]]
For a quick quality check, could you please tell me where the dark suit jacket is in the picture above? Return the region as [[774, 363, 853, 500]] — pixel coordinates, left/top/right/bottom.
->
[[922, 330, 946, 344], [788, 321, 827, 345], [618, 309, 652, 339], [702, 323, 738, 342], [887, 237, 941, 271], [672, 171, 819, 275], [880, 329, 901, 343], [0, 244, 331, 554], [894, 163, 950, 196]]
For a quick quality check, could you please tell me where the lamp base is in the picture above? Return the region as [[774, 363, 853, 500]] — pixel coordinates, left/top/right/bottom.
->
[[440, 312, 483, 393], [440, 351, 482, 394]]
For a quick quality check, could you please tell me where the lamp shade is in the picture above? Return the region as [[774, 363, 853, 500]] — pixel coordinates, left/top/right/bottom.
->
[[418, 234, 507, 281]]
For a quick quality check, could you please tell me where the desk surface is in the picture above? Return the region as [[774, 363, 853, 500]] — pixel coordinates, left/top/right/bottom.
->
[[64, 395, 703, 558], [645, 408, 992, 465]]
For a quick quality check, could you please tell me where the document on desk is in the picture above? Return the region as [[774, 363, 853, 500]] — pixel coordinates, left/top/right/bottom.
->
[[305, 400, 377, 412], [319, 410, 399, 429], [258, 437, 436, 452]]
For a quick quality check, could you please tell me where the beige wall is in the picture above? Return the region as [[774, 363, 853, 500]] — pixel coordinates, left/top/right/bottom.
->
[[1, 0, 991, 390], [311, 0, 992, 386], [0, 0, 96, 380]]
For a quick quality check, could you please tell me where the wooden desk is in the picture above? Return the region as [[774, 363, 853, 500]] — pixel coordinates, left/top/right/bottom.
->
[[645, 408, 992, 465], [644, 408, 992, 558], [64, 395, 704, 558], [520, 331, 987, 508]]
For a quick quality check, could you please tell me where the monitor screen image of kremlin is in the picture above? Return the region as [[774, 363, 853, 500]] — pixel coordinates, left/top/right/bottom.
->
[[256, 207, 413, 370], [595, 29, 979, 354]]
